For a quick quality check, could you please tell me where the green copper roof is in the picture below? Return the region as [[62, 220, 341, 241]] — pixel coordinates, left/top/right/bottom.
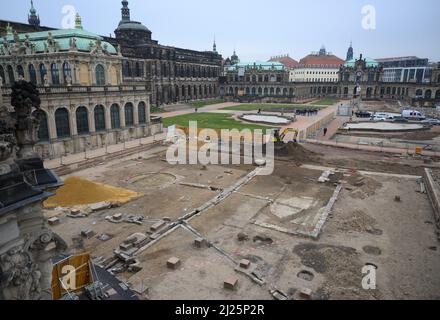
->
[[344, 56, 379, 68], [117, 21, 151, 32], [228, 61, 285, 71], [0, 28, 117, 55]]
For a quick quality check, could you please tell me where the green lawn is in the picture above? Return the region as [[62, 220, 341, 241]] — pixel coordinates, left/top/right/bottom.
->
[[163, 112, 275, 131], [312, 98, 340, 106], [221, 103, 324, 111], [190, 99, 225, 108]]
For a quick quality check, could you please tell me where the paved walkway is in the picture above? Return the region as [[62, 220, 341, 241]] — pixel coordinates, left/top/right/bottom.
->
[[315, 115, 350, 141], [44, 133, 166, 170], [306, 138, 440, 157]]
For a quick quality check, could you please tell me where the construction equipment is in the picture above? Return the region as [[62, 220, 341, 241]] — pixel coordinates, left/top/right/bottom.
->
[[271, 128, 299, 144]]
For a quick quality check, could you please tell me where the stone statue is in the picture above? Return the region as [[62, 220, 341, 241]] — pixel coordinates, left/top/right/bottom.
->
[[69, 37, 77, 51], [10, 81, 41, 159], [65, 75, 72, 86]]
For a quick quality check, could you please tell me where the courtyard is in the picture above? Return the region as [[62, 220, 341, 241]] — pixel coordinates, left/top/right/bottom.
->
[[44, 138, 440, 300]]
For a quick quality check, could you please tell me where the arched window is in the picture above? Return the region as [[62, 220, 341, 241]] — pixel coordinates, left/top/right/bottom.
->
[[51, 63, 60, 85], [110, 104, 120, 129], [55, 108, 70, 138], [17, 65, 24, 78], [7, 65, 15, 84], [138, 102, 146, 124], [33, 110, 49, 142], [94, 105, 106, 132], [63, 62, 71, 83], [0, 66, 5, 84], [436, 90, 440, 99], [95, 64, 106, 85], [124, 103, 134, 126], [39, 64, 47, 84], [29, 64, 37, 85], [76, 107, 89, 135], [415, 89, 423, 97], [425, 90, 432, 99]]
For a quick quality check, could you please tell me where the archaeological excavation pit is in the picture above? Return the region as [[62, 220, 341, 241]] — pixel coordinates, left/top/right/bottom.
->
[[127, 172, 179, 189]]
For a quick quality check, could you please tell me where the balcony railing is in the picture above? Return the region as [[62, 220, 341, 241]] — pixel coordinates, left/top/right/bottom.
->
[[1, 84, 151, 96]]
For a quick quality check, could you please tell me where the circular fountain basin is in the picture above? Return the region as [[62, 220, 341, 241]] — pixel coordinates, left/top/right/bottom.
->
[[344, 122, 425, 132], [240, 114, 292, 125]]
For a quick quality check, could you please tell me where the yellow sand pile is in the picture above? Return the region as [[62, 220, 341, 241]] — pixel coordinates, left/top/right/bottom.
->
[[44, 176, 143, 208]]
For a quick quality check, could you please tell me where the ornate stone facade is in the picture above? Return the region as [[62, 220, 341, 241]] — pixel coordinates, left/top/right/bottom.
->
[[220, 55, 440, 106], [0, 81, 65, 300], [0, 17, 160, 159], [105, 1, 222, 107]]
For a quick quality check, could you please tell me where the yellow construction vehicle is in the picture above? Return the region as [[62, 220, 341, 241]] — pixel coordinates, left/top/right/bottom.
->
[[271, 128, 299, 144]]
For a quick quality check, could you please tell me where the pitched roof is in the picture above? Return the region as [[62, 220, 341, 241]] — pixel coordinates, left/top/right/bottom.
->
[[298, 54, 344, 68], [0, 28, 118, 55], [268, 56, 299, 69]]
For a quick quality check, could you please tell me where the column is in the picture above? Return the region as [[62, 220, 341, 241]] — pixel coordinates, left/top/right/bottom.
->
[[120, 102, 126, 128], [133, 101, 139, 126], [105, 104, 111, 130], [47, 108, 57, 141], [69, 105, 78, 136], [88, 103, 96, 133]]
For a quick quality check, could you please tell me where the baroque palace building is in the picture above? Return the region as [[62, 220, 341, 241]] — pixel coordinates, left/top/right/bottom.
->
[[0, 1, 222, 158], [220, 45, 440, 106]]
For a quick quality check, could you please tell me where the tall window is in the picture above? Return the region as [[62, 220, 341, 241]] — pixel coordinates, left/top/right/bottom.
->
[[95, 64, 106, 85], [135, 62, 141, 77], [63, 62, 71, 83], [125, 103, 134, 127], [0, 66, 5, 85], [55, 108, 70, 138], [7, 65, 15, 84], [33, 110, 49, 141], [138, 102, 146, 124], [17, 65, 25, 79], [124, 61, 131, 77], [51, 63, 60, 85], [110, 104, 120, 129], [29, 64, 37, 85], [39, 64, 47, 84], [94, 105, 106, 132], [76, 107, 89, 134]]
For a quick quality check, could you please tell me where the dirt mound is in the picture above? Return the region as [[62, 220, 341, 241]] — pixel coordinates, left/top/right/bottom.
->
[[275, 142, 320, 163], [345, 172, 383, 200], [337, 209, 379, 233], [44, 176, 143, 208]]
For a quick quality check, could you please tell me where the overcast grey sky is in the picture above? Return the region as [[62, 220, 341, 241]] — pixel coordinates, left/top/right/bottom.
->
[[1, 0, 440, 62]]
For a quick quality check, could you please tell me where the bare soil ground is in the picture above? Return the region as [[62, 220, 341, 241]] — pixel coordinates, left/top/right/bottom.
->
[[302, 143, 440, 175], [47, 145, 440, 300]]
